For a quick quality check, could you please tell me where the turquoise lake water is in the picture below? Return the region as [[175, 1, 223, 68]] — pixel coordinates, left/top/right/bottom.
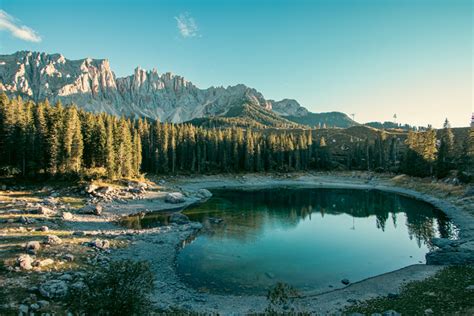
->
[[174, 188, 456, 295]]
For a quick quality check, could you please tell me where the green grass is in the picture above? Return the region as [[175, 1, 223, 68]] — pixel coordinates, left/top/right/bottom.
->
[[345, 266, 474, 315]]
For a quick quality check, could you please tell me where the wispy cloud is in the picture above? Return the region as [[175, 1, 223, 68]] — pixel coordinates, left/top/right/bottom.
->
[[0, 10, 41, 42], [174, 13, 198, 38]]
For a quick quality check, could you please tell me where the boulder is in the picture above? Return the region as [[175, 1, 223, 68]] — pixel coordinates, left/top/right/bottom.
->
[[38, 226, 49, 232], [196, 189, 212, 199], [17, 254, 33, 270], [39, 279, 68, 299], [45, 235, 62, 245], [37, 206, 56, 216], [341, 279, 350, 285], [25, 241, 41, 254], [62, 212, 73, 220], [169, 213, 190, 225], [165, 192, 185, 204], [79, 204, 103, 216], [89, 238, 110, 250]]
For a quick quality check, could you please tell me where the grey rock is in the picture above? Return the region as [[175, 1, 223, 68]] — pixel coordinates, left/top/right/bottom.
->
[[466, 285, 474, 290], [341, 279, 350, 285], [424, 308, 434, 315], [39, 279, 68, 299], [45, 235, 62, 245], [196, 188, 212, 199], [383, 311, 401, 316], [165, 192, 185, 204], [38, 226, 49, 232], [37, 206, 56, 216], [63, 254, 75, 262], [79, 204, 103, 216], [89, 238, 110, 250], [387, 292, 399, 299]]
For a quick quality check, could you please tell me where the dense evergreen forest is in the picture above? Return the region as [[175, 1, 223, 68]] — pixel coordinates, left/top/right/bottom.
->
[[0, 94, 472, 181]]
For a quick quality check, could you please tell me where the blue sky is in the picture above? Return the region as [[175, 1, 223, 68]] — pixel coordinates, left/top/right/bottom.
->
[[1, 0, 472, 127]]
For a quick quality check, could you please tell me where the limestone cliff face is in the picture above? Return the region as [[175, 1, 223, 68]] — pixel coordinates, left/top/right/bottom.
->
[[0, 51, 306, 123]]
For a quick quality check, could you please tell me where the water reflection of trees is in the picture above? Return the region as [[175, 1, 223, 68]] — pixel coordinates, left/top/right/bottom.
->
[[184, 188, 456, 247]]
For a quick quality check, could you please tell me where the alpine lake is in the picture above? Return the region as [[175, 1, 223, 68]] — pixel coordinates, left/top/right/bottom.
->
[[122, 188, 457, 295]]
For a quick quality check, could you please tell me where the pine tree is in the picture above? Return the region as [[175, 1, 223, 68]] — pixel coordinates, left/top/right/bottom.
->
[[436, 119, 455, 178]]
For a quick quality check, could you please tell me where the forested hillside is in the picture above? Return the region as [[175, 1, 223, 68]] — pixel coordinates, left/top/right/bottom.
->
[[0, 94, 472, 181]]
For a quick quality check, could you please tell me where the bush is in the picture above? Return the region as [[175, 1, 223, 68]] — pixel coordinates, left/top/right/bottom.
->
[[66, 260, 155, 315], [265, 282, 301, 314]]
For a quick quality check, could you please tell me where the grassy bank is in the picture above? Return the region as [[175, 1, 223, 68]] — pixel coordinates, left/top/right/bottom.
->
[[345, 266, 474, 315]]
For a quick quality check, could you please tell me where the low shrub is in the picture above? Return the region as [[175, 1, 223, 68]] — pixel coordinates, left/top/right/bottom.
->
[[66, 260, 155, 315]]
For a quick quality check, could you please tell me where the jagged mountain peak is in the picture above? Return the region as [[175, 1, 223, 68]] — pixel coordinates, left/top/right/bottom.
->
[[0, 51, 355, 127]]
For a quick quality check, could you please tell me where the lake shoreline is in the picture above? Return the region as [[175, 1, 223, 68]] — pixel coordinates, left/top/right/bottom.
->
[[108, 173, 474, 314], [1, 172, 473, 314]]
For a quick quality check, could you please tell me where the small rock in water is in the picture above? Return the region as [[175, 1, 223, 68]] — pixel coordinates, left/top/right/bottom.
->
[[265, 272, 275, 279], [196, 189, 212, 199], [466, 285, 474, 290], [387, 292, 399, 299], [424, 308, 434, 315], [341, 279, 350, 285], [383, 310, 401, 316], [165, 192, 185, 204]]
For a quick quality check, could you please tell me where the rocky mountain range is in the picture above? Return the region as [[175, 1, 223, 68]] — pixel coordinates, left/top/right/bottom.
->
[[0, 51, 356, 127]]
